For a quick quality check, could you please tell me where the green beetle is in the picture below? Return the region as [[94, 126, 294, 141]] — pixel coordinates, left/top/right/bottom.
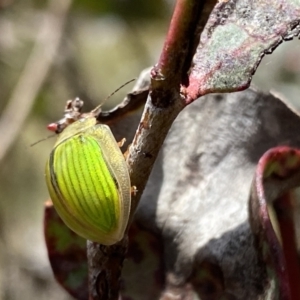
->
[[45, 117, 131, 245]]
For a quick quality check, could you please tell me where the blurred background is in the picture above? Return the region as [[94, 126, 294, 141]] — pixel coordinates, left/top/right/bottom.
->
[[0, 0, 299, 299]]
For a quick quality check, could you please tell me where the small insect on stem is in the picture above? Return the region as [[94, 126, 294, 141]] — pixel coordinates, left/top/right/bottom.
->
[[45, 80, 135, 245], [47, 79, 135, 134]]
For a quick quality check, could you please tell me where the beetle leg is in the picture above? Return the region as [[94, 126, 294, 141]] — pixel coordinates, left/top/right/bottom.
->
[[131, 186, 138, 196], [118, 138, 126, 147], [122, 144, 131, 159]]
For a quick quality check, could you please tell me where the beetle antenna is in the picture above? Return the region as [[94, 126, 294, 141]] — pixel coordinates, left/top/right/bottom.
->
[[30, 134, 56, 147], [91, 78, 135, 113]]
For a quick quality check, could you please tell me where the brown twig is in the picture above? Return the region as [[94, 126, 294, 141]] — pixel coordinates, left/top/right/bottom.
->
[[87, 1, 216, 299], [87, 239, 128, 300], [0, 0, 72, 162]]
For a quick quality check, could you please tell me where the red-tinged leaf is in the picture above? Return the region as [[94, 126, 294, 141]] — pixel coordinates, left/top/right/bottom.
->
[[186, 0, 300, 101], [249, 147, 300, 300], [44, 201, 88, 300]]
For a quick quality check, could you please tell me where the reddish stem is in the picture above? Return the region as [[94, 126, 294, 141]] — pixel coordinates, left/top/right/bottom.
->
[[152, 0, 203, 88], [274, 192, 300, 300]]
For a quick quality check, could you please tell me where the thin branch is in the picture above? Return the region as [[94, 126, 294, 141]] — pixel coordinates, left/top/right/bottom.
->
[[87, 239, 128, 300], [87, 0, 216, 299], [0, 0, 72, 162], [129, 0, 208, 214], [153, 0, 204, 88]]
